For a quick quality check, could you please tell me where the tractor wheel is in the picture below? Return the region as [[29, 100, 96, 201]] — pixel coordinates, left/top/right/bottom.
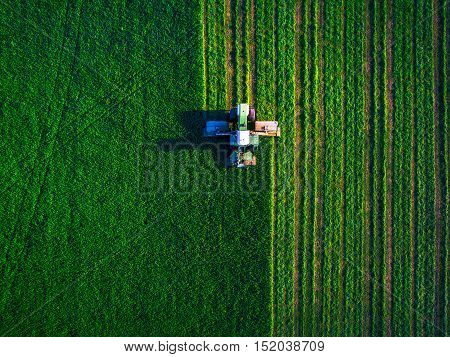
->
[[230, 108, 237, 120], [248, 108, 256, 121]]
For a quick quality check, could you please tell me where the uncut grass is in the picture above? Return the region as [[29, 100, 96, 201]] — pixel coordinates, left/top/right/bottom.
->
[[0, 0, 271, 336]]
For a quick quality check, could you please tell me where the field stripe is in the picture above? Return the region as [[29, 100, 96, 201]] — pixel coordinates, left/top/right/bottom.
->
[[383, 0, 394, 336], [338, 0, 347, 335], [414, 0, 426, 336], [362, 0, 374, 336], [293, 0, 301, 336], [409, 0, 417, 335], [444, 0, 449, 337], [202, 0, 208, 108], [300, 0, 315, 336], [323, 0, 345, 335], [312, 0, 325, 336], [235, 0, 245, 101], [322, 0, 335, 335], [398, 1, 414, 336], [423, 1, 436, 336], [431, 0, 445, 336], [354, 0, 366, 335], [343, 0, 355, 335], [392, 0, 406, 335], [248, 0, 256, 105], [225, 0, 233, 107]]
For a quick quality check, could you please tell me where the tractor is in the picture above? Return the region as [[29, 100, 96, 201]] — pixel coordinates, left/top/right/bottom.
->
[[203, 103, 280, 168]]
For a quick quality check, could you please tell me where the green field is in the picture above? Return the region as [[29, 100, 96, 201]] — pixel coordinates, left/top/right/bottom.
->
[[0, 0, 447, 336]]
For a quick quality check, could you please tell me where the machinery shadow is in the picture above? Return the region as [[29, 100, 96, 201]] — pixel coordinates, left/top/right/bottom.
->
[[156, 110, 230, 168]]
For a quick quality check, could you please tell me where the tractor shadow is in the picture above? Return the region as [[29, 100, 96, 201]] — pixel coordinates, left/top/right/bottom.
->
[[157, 110, 231, 168]]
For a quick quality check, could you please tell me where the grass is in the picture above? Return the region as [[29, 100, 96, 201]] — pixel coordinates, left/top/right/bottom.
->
[[0, 0, 447, 336]]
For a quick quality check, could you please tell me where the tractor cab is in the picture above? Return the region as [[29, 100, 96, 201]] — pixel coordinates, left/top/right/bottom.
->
[[203, 103, 280, 168]]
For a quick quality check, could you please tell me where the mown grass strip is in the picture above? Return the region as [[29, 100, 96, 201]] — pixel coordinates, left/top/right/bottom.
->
[[225, 0, 233, 107], [293, 0, 302, 337], [408, 0, 418, 336], [392, 0, 407, 336], [275, 0, 296, 335], [443, 0, 449, 336], [362, 0, 374, 336], [431, 0, 446, 336], [353, 0, 366, 336], [343, 0, 356, 336], [300, 0, 315, 337], [312, 0, 325, 336], [382, 0, 394, 336], [399, 1, 415, 336], [323, 0, 345, 335], [414, 0, 427, 336], [371, 0, 386, 335], [254, 0, 276, 335], [420, 0, 437, 336]]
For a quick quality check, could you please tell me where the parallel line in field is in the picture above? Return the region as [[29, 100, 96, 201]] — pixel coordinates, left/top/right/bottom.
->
[[238, 0, 246, 100], [383, 0, 394, 336], [431, 0, 444, 335], [202, 0, 208, 108], [401, 9, 413, 333], [392, 0, 406, 335], [225, 0, 233, 107], [248, 0, 256, 105], [409, 0, 417, 335], [271, 0, 278, 336], [443, 0, 449, 337], [292, 0, 301, 337], [338, 0, 347, 335], [362, 0, 374, 336], [312, 0, 325, 336], [301, 0, 315, 336], [372, 0, 386, 335], [231, 0, 239, 103], [355, 0, 366, 334]]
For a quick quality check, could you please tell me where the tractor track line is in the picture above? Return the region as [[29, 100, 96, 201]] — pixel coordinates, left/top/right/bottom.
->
[[338, 0, 347, 335], [237, 0, 246, 100], [202, 0, 208, 108], [383, 0, 394, 336], [301, 0, 315, 336], [271, 0, 278, 336], [362, 0, 375, 336], [225, 0, 233, 107], [292, 0, 301, 337], [443, 0, 449, 337], [431, 0, 445, 335], [373, 0, 386, 335], [312, 0, 325, 336], [248, 0, 256, 106], [409, 0, 417, 335], [231, 0, 238, 104]]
